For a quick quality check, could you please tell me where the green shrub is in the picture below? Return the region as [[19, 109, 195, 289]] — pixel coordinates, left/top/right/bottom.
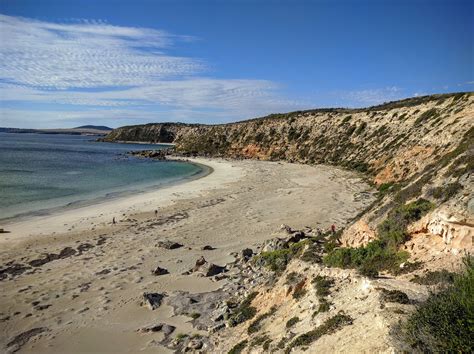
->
[[342, 115, 352, 124], [292, 287, 307, 300], [312, 276, 334, 297], [255, 249, 291, 273], [285, 313, 353, 353], [380, 289, 410, 304], [247, 306, 276, 334], [410, 270, 456, 285], [286, 316, 300, 328], [414, 108, 439, 126], [402, 256, 473, 352], [355, 121, 367, 135], [228, 292, 258, 327], [228, 340, 248, 354], [430, 182, 463, 202]]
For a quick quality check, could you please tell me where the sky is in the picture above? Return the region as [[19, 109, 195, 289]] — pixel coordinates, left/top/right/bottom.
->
[[0, 0, 472, 128]]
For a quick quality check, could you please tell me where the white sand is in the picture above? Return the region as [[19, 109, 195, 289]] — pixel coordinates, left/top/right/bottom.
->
[[0, 158, 374, 353]]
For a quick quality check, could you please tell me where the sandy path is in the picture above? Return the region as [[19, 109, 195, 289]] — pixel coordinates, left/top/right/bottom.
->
[[0, 158, 375, 353]]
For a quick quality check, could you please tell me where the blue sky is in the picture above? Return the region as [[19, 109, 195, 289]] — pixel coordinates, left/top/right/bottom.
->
[[0, 0, 472, 128]]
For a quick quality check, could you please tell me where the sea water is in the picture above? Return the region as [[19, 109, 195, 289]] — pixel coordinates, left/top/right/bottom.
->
[[0, 133, 203, 221]]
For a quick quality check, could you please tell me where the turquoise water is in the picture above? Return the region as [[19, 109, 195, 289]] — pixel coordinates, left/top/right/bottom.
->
[[0, 133, 203, 221]]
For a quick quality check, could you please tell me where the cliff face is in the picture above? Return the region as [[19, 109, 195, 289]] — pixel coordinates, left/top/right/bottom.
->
[[105, 92, 473, 252], [105, 93, 472, 185]]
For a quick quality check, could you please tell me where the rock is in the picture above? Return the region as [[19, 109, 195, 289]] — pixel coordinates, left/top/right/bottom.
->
[[201, 245, 215, 250], [209, 323, 225, 333], [191, 257, 226, 277], [262, 238, 287, 252], [139, 323, 176, 335], [157, 241, 183, 250], [142, 292, 165, 310], [193, 256, 207, 269], [280, 224, 294, 234], [7, 327, 48, 353], [241, 248, 253, 259], [187, 339, 203, 350], [151, 266, 169, 276]]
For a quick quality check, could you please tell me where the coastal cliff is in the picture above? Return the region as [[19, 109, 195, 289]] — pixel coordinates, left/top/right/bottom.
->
[[105, 92, 473, 252], [102, 92, 473, 352]]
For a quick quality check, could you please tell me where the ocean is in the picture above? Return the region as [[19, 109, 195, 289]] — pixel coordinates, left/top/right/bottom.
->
[[0, 133, 204, 221]]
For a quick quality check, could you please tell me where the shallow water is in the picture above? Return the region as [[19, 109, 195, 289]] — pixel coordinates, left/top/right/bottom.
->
[[0, 133, 202, 220]]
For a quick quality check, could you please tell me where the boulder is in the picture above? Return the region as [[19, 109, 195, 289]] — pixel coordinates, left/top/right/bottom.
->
[[157, 241, 183, 249], [191, 256, 226, 277], [151, 266, 169, 276], [142, 292, 165, 310], [201, 245, 216, 251], [262, 238, 287, 252], [139, 323, 176, 335], [241, 248, 254, 259], [187, 339, 203, 350]]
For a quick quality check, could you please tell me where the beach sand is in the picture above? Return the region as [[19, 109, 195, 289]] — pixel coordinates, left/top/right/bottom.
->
[[0, 158, 375, 353]]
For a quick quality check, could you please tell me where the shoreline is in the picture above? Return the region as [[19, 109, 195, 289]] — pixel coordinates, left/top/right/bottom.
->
[[0, 159, 212, 226], [0, 157, 238, 245]]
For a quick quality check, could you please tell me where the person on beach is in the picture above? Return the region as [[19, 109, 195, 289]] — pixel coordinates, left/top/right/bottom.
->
[[112, 217, 116, 225], [331, 224, 336, 234], [155, 209, 158, 217]]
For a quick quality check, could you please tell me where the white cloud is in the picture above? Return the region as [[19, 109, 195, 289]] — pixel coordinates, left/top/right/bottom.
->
[[0, 14, 304, 126], [337, 86, 404, 106]]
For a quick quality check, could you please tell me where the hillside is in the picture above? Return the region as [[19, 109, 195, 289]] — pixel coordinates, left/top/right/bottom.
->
[[102, 92, 473, 352]]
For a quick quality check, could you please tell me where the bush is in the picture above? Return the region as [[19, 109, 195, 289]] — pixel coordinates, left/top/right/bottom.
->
[[312, 276, 334, 297], [430, 182, 463, 202], [414, 108, 439, 126], [228, 340, 247, 354], [247, 306, 276, 334], [228, 292, 258, 327], [380, 289, 410, 304], [256, 249, 291, 273], [285, 313, 353, 353], [286, 316, 300, 328], [410, 270, 456, 285], [402, 256, 473, 352]]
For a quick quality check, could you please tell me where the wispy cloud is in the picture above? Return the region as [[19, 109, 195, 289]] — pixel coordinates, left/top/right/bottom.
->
[[337, 86, 404, 106], [0, 14, 303, 127]]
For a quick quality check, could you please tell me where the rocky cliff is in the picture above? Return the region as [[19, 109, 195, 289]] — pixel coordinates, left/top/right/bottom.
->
[[105, 92, 473, 253]]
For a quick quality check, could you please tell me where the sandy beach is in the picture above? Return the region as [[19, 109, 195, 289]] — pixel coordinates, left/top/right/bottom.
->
[[0, 158, 375, 353]]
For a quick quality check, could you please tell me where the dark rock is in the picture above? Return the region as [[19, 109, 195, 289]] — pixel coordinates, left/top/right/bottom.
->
[[151, 266, 169, 276], [157, 241, 183, 250], [77, 243, 94, 254], [201, 245, 215, 251], [139, 323, 176, 335], [142, 292, 165, 310], [7, 327, 48, 353], [241, 248, 253, 259], [58, 247, 76, 258], [193, 256, 207, 269], [202, 263, 226, 277]]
